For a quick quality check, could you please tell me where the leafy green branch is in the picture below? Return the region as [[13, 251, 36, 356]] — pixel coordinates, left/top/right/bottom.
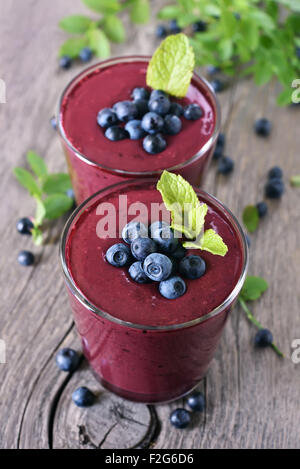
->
[[58, 0, 150, 59], [14, 151, 74, 245], [157, 0, 300, 106], [239, 276, 284, 357]]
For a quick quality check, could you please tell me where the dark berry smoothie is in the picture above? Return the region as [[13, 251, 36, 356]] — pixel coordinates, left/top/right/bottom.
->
[[58, 57, 220, 204], [61, 180, 248, 403]]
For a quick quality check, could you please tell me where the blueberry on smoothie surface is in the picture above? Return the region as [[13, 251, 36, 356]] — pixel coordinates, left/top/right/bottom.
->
[[122, 221, 148, 244], [148, 95, 171, 116], [143, 134, 167, 154], [105, 126, 129, 142], [114, 100, 138, 122], [159, 276, 187, 300], [163, 114, 182, 135], [179, 255, 206, 280], [129, 262, 150, 284], [184, 104, 203, 121], [143, 253, 173, 282], [131, 237, 157, 261], [97, 108, 119, 129], [141, 112, 164, 135], [152, 225, 179, 254], [106, 243, 132, 267]]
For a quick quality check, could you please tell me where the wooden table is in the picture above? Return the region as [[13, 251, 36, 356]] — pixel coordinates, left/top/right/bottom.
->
[[1, 0, 299, 449]]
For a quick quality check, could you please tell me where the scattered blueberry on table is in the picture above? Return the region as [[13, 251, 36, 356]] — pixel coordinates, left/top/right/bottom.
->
[[170, 408, 191, 429], [213, 132, 226, 160], [18, 250, 35, 266], [254, 329, 273, 348], [256, 201, 268, 218], [192, 21, 207, 33], [187, 391, 206, 412], [207, 65, 221, 76], [156, 24, 168, 39], [218, 156, 234, 175], [16, 217, 33, 236], [72, 387, 96, 408], [50, 116, 57, 130], [79, 47, 93, 63], [265, 167, 285, 199], [59, 55, 72, 70], [268, 166, 283, 179], [56, 348, 80, 372], [211, 79, 225, 93], [254, 118, 272, 137], [169, 19, 182, 34]]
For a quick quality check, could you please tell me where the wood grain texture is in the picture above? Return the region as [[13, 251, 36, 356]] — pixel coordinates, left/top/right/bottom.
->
[[0, 0, 299, 449]]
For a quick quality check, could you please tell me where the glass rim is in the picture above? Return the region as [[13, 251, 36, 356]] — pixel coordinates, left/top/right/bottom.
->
[[57, 55, 221, 177], [60, 178, 249, 331]]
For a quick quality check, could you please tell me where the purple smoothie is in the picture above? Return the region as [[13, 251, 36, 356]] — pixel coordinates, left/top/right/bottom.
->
[[61, 180, 248, 403], [58, 57, 220, 204]]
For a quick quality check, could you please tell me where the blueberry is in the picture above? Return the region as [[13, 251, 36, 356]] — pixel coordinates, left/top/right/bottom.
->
[[187, 391, 205, 412], [296, 46, 300, 59], [149, 95, 171, 116], [135, 99, 149, 118], [141, 112, 164, 135], [122, 221, 148, 244], [211, 79, 224, 93], [105, 126, 129, 141], [97, 108, 118, 129], [125, 120, 146, 140], [256, 201, 268, 218], [114, 101, 138, 123], [184, 104, 203, 120], [218, 156, 234, 175], [163, 114, 182, 135], [169, 102, 184, 117], [192, 21, 207, 32], [143, 134, 167, 154], [170, 408, 191, 429], [106, 243, 132, 267], [149, 221, 169, 237], [212, 145, 223, 161], [265, 178, 284, 199], [268, 166, 283, 179], [207, 65, 220, 76], [131, 87, 150, 101], [129, 261, 150, 284], [152, 225, 179, 254], [172, 244, 187, 261], [50, 116, 57, 130], [156, 24, 168, 39], [16, 217, 33, 235], [217, 132, 226, 148], [159, 276, 186, 299], [66, 188, 75, 201], [79, 47, 93, 62], [169, 19, 182, 34], [254, 329, 273, 348], [234, 12, 241, 20], [56, 348, 80, 372], [254, 118, 271, 137], [143, 253, 173, 281], [179, 255, 206, 280], [18, 251, 35, 266], [131, 238, 157, 261], [59, 56, 72, 70], [150, 90, 168, 101], [72, 387, 95, 408]]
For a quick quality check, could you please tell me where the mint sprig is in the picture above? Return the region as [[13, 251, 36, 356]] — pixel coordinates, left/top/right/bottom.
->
[[238, 276, 284, 358], [14, 151, 73, 245], [58, 0, 150, 60], [157, 0, 300, 106], [242, 205, 259, 233], [147, 33, 195, 98], [157, 171, 228, 256]]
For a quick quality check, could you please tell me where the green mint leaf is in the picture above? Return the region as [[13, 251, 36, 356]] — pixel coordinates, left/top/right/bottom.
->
[[59, 15, 94, 34], [87, 29, 110, 58], [35, 198, 46, 226], [183, 229, 228, 257], [147, 33, 195, 98], [32, 226, 43, 246], [290, 175, 300, 187], [44, 194, 74, 220], [82, 0, 121, 15], [130, 0, 150, 24], [157, 5, 181, 20], [14, 168, 42, 198], [26, 151, 48, 180], [277, 87, 292, 106], [242, 205, 259, 233], [240, 276, 268, 302], [103, 15, 125, 43], [59, 36, 89, 58], [42, 174, 72, 195]]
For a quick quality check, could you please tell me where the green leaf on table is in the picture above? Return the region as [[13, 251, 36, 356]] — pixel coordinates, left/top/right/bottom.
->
[[290, 175, 300, 187], [276, 87, 292, 106], [59, 36, 89, 58], [13, 168, 42, 198], [220, 8, 237, 38], [42, 174, 72, 195], [44, 194, 74, 220], [130, 0, 150, 24], [103, 15, 125, 43], [26, 151, 48, 179], [157, 5, 181, 20], [59, 15, 94, 34], [242, 205, 259, 233], [82, 0, 121, 15], [87, 28, 110, 58], [240, 276, 268, 302], [35, 198, 46, 226], [147, 33, 195, 98]]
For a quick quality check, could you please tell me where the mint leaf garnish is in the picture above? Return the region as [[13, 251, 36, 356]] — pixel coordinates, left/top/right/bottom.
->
[[238, 275, 284, 358], [82, 0, 121, 15], [27, 151, 48, 180], [87, 29, 110, 58], [103, 15, 125, 43], [42, 174, 72, 195], [147, 33, 195, 98], [157, 171, 228, 256], [130, 0, 150, 25], [290, 175, 300, 187], [59, 15, 94, 34], [13, 168, 42, 198], [242, 205, 259, 233], [44, 194, 74, 220], [59, 37, 89, 58]]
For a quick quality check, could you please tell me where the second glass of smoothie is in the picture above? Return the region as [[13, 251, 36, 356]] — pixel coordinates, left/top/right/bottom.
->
[[57, 56, 220, 204]]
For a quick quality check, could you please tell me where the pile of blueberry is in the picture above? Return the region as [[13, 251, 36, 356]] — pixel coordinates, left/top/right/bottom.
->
[[16, 218, 35, 267], [170, 391, 206, 429], [265, 166, 284, 199], [59, 47, 93, 70], [97, 88, 203, 155], [105, 221, 207, 300]]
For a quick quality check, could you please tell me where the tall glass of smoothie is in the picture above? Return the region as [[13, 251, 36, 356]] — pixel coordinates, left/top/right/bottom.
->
[[60, 179, 248, 404], [57, 56, 220, 204]]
